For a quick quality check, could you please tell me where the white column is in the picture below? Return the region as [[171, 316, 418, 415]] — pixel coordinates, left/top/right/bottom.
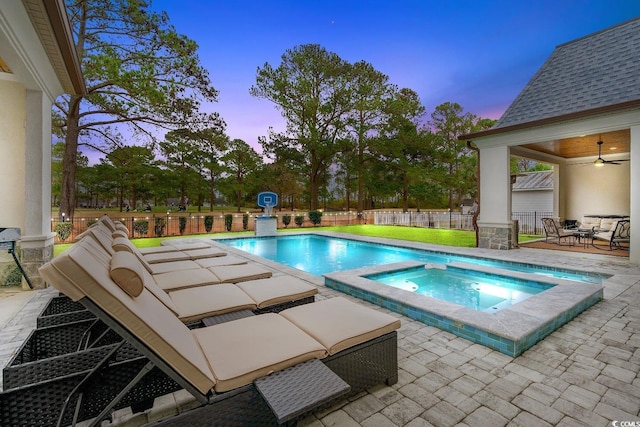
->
[[478, 145, 514, 249], [20, 89, 55, 288], [630, 125, 640, 265]]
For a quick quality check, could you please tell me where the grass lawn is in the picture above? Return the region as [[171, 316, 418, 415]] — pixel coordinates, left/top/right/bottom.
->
[[54, 225, 540, 256]]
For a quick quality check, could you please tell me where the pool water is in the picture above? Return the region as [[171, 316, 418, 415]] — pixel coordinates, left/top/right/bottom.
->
[[367, 266, 552, 312], [219, 234, 604, 284]]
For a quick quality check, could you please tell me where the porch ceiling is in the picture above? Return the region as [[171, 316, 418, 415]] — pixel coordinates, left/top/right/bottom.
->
[[521, 129, 630, 159]]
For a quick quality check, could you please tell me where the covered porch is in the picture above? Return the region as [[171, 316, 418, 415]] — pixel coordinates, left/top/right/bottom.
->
[[462, 18, 640, 265]]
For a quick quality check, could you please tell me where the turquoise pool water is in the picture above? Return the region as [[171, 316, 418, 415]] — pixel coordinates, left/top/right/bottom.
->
[[219, 234, 604, 284], [367, 266, 552, 312]]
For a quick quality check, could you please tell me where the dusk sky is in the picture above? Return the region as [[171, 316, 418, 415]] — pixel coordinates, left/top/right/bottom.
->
[[151, 1, 640, 154]]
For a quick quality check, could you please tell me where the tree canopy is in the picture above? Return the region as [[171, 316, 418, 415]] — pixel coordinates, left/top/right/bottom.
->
[[55, 0, 221, 219]]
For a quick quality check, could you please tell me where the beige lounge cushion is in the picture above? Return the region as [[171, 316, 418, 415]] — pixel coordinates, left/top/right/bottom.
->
[[149, 260, 202, 275], [110, 251, 145, 297], [167, 284, 257, 324], [235, 276, 318, 308], [114, 222, 129, 233], [208, 264, 272, 283], [280, 297, 401, 355], [143, 251, 191, 264], [112, 236, 135, 254], [43, 241, 216, 394], [195, 255, 247, 268], [111, 229, 129, 239], [182, 248, 226, 259], [153, 268, 221, 291], [193, 314, 326, 392], [139, 246, 183, 255], [162, 240, 212, 250]]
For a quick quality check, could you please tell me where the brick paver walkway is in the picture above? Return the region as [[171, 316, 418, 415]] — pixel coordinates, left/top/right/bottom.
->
[[1, 242, 638, 426]]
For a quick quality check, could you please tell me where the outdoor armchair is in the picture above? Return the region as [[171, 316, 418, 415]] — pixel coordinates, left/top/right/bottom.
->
[[541, 218, 576, 245]]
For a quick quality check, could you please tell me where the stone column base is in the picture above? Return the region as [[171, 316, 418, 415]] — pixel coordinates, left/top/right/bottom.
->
[[18, 233, 55, 289], [478, 223, 516, 250]]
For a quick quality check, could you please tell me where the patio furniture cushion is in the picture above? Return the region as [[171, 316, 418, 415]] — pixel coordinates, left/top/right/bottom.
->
[[579, 216, 602, 231], [193, 314, 327, 392], [153, 268, 222, 291], [208, 264, 273, 284], [235, 276, 318, 308], [167, 284, 257, 324], [195, 255, 248, 268], [280, 297, 401, 355], [110, 251, 145, 297]]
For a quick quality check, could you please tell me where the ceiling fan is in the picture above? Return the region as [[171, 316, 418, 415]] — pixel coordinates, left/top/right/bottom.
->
[[593, 140, 629, 167]]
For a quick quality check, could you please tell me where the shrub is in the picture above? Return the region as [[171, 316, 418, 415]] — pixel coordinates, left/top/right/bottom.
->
[[133, 220, 149, 237], [87, 220, 97, 227], [179, 216, 187, 235], [242, 214, 249, 230], [4, 267, 22, 287], [204, 215, 214, 233], [224, 214, 233, 232], [282, 214, 291, 228], [294, 215, 304, 227], [55, 222, 73, 242], [308, 210, 323, 226], [154, 217, 166, 237]]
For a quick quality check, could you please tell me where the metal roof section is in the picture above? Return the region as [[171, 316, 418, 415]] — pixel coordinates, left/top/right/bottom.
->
[[511, 170, 553, 191]]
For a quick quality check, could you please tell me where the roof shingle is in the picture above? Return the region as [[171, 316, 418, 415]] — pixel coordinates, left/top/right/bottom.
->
[[495, 18, 640, 128]]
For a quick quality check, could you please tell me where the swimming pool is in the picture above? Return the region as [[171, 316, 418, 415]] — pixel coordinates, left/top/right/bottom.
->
[[217, 233, 605, 356], [219, 234, 605, 284], [367, 265, 553, 312]]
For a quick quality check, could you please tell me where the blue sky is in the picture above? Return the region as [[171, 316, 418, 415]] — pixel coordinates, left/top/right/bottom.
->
[[151, 0, 640, 153]]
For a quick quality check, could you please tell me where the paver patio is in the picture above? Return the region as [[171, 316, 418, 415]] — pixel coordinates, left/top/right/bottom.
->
[[1, 239, 638, 426]]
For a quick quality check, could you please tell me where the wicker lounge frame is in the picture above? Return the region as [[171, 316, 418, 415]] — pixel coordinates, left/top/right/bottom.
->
[[0, 296, 397, 426]]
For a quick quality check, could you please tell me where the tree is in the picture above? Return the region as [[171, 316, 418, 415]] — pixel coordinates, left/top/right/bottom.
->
[[221, 139, 262, 212], [250, 44, 352, 210], [375, 88, 426, 212], [105, 146, 156, 210], [159, 130, 202, 209], [344, 61, 393, 212], [55, 0, 220, 219], [429, 102, 494, 211]]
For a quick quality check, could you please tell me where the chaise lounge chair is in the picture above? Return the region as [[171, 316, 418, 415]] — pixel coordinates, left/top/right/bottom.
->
[[0, 238, 400, 426]]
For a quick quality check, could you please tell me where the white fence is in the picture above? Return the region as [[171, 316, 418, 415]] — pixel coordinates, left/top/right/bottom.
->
[[373, 211, 551, 234], [373, 211, 474, 230]]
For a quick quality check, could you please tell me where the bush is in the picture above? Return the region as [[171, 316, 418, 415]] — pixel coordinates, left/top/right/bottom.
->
[[4, 267, 23, 287], [242, 214, 249, 230], [87, 220, 97, 227], [282, 214, 291, 228], [294, 215, 304, 227], [308, 210, 323, 226], [204, 215, 214, 233], [155, 217, 166, 237], [224, 214, 233, 232], [55, 222, 73, 242], [133, 220, 149, 237], [179, 216, 187, 235]]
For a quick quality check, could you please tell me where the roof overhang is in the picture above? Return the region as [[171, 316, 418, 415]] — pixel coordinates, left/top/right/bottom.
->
[[21, 0, 85, 95], [460, 99, 640, 142]]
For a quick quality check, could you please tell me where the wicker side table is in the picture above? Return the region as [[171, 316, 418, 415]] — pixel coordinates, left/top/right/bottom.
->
[[255, 358, 350, 424]]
